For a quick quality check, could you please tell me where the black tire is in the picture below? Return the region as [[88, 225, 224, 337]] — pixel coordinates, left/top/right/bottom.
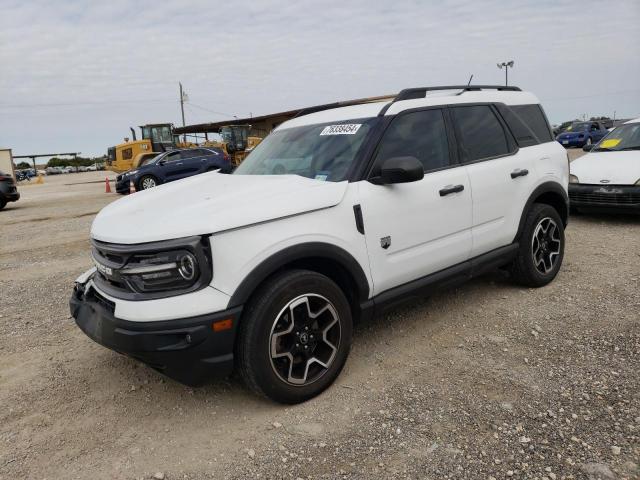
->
[[510, 203, 565, 288], [0, 199, 6, 211], [237, 269, 353, 404], [138, 175, 158, 190]]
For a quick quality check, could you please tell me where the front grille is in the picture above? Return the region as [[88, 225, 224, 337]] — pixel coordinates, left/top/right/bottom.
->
[[570, 190, 640, 206]]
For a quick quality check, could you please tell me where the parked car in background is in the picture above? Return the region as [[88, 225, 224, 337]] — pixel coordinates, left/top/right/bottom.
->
[[115, 147, 232, 193], [62, 166, 75, 173], [0, 170, 20, 210], [553, 120, 577, 137], [15, 169, 36, 181], [569, 117, 640, 213], [556, 121, 608, 148], [45, 166, 64, 175]]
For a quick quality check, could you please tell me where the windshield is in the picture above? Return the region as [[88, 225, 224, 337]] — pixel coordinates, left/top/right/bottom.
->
[[567, 122, 590, 132], [233, 118, 377, 181], [594, 123, 640, 152]]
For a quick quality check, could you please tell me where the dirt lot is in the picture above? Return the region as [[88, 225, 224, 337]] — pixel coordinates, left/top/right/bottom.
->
[[1, 160, 638, 480]]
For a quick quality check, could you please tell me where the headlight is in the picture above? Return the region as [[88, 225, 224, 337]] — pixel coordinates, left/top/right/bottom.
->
[[125, 170, 139, 176], [121, 249, 201, 292], [91, 236, 212, 299], [569, 174, 579, 184]]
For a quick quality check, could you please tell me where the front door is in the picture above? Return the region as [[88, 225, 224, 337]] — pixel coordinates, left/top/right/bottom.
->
[[162, 151, 191, 181], [358, 108, 473, 296]]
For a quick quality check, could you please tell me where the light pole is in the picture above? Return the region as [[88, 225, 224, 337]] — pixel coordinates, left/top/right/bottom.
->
[[497, 60, 514, 86]]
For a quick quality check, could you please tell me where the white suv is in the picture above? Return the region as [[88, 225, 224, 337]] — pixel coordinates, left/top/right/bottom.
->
[[71, 85, 569, 403]]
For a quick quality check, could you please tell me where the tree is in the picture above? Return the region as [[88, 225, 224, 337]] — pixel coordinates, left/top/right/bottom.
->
[[16, 161, 31, 169]]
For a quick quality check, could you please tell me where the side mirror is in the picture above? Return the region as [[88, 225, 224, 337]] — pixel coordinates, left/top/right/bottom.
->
[[374, 156, 424, 185], [158, 159, 166, 165], [582, 144, 594, 152]]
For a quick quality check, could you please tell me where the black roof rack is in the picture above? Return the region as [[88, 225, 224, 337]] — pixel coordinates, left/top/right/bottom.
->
[[394, 85, 521, 101], [291, 94, 396, 120], [376, 85, 522, 116]]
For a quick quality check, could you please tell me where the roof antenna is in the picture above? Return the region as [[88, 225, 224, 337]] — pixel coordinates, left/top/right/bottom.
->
[[467, 74, 473, 86]]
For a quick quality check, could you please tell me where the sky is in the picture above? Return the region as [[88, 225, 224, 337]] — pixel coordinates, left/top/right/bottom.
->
[[1, 0, 639, 160]]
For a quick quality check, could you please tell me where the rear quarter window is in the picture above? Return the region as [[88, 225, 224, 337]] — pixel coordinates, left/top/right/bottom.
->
[[452, 105, 512, 161], [510, 104, 553, 143]]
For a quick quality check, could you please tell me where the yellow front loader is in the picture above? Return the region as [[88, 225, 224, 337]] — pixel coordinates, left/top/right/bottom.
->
[[106, 124, 175, 173]]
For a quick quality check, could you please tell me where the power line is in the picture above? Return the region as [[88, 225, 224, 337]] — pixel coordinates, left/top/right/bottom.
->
[[0, 98, 176, 109], [186, 102, 237, 119]]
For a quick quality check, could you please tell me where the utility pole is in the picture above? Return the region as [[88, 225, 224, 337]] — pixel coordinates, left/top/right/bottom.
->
[[497, 60, 514, 86], [179, 82, 187, 143]]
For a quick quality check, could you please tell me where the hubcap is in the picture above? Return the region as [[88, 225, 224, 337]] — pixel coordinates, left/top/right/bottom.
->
[[269, 294, 341, 386], [142, 177, 156, 189], [531, 217, 561, 274]]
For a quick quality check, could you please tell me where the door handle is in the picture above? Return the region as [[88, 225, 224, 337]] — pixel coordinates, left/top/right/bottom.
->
[[439, 184, 464, 196], [175, 162, 183, 165], [510, 169, 529, 179]]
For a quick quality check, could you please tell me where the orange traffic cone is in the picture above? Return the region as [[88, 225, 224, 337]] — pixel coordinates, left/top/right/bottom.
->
[[105, 177, 111, 193], [129, 180, 136, 194]]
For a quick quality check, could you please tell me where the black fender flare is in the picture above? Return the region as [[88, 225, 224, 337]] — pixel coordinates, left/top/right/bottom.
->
[[514, 181, 569, 242], [228, 242, 370, 308]]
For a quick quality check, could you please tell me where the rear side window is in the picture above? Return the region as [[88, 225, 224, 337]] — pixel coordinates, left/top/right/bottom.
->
[[374, 109, 451, 172], [452, 105, 510, 161], [510, 104, 553, 142]]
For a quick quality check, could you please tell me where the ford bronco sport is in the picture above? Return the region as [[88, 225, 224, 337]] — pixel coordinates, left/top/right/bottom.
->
[[70, 85, 569, 403]]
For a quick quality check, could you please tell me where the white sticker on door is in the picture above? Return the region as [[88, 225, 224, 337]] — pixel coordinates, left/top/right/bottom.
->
[[319, 124, 362, 136]]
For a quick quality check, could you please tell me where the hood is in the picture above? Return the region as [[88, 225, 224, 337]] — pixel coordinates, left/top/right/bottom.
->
[[570, 151, 640, 185], [92, 173, 348, 244]]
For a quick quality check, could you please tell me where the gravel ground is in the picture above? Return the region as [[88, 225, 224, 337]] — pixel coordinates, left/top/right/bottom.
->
[[1, 162, 638, 480]]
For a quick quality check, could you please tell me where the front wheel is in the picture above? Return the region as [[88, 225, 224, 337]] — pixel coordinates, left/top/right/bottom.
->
[[586, 137, 592, 146], [0, 199, 6, 211], [237, 270, 353, 404], [138, 175, 157, 190], [510, 203, 565, 287]]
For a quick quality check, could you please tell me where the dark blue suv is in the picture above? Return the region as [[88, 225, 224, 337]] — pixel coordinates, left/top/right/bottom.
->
[[116, 147, 232, 193]]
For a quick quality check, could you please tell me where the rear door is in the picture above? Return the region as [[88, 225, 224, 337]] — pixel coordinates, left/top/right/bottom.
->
[[358, 107, 473, 295], [181, 148, 213, 175], [453, 104, 537, 257]]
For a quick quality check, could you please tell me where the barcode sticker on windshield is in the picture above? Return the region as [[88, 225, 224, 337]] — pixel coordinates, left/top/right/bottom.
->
[[320, 124, 362, 136]]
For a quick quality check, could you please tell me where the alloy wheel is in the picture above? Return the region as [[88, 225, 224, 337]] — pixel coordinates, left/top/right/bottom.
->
[[141, 177, 156, 189], [531, 217, 561, 274], [269, 294, 341, 386]]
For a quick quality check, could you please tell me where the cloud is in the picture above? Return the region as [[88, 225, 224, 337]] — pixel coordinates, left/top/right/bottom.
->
[[1, 0, 639, 156]]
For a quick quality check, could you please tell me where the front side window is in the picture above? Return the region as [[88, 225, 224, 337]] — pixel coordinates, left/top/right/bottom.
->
[[452, 105, 510, 161], [164, 151, 182, 162], [234, 118, 377, 181], [373, 109, 450, 173]]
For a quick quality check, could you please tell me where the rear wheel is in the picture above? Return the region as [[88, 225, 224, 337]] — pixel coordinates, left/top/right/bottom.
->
[[510, 203, 565, 287], [138, 175, 157, 190], [586, 137, 592, 146], [237, 270, 352, 404], [0, 199, 6, 210]]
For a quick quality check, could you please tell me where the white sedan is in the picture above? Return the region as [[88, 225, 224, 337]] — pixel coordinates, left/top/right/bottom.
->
[[569, 117, 640, 213]]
